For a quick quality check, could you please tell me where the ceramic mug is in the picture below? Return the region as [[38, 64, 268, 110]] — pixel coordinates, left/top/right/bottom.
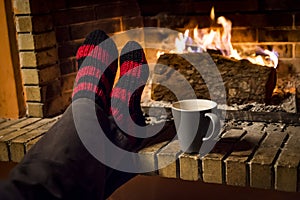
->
[[171, 99, 221, 153]]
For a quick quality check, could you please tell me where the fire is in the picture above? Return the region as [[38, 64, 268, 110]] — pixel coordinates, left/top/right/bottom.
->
[[172, 7, 279, 68]]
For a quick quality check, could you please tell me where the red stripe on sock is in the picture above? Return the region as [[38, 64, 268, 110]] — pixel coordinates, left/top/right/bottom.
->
[[75, 66, 111, 93], [75, 66, 101, 82], [76, 44, 96, 60], [72, 82, 107, 105], [120, 61, 142, 77], [111, 87, 132, 103], [77, 45, 114, 66]]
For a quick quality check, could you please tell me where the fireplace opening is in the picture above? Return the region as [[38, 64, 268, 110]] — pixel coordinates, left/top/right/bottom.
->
[[134, 2, 300, 117], [10, 0, 300, 118]]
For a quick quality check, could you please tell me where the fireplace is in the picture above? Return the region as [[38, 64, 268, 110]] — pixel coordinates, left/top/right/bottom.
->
[[10, 0, 300, 117]]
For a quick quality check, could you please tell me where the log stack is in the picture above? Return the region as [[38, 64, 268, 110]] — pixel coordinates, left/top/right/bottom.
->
[[151, 52, 277, 105]]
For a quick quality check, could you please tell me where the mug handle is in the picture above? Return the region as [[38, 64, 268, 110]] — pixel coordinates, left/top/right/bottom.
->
[[202, 113, 221, 141]]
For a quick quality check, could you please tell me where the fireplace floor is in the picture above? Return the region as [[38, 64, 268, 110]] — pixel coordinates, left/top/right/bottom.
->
[[0, 115, 299, 193]]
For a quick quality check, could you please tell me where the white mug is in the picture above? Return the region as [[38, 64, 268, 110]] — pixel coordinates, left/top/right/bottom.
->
[[171, 99, 221, 154]]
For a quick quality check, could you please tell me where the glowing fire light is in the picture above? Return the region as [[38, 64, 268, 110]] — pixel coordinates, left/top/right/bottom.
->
[[172, 7, 279, 68]]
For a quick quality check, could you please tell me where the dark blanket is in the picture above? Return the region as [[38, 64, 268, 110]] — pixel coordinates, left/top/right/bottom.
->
[[0, 99, 175, 200]]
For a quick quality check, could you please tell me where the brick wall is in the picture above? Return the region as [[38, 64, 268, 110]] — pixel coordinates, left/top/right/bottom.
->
[[11, 0, 143, 117], [12, 0, 61, 117]]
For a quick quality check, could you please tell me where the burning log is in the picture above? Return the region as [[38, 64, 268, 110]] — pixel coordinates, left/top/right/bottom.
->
[[151, 53, 277, 105]]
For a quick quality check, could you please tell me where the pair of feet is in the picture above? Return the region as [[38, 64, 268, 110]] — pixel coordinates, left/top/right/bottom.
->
[[72, 30, 148, 149]]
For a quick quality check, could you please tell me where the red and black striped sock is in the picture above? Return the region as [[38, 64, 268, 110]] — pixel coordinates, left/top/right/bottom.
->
[[110, 41, 149, 135], [72, 30, 118, 114]]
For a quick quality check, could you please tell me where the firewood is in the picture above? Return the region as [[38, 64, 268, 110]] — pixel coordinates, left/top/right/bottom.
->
[[151, 52, 277, 105]]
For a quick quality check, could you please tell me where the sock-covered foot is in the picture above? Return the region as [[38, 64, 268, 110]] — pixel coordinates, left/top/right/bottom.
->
[[110, 41, 149, 141], [72, 30, 118, 113]]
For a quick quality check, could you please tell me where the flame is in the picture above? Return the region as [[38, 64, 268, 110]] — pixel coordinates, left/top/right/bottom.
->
[[173, 7, 279, 68], [210, 7, 215, 21]]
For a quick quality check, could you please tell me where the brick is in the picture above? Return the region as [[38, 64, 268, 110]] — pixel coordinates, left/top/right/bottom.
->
[[275, 148, 300, 192], [26, 135, 43, 152], [0, 118, 27, 130], [225, 123, 266, 187], [258, 29, 300, 42], [157, 15, 202, 29], [296, 13, 300, 26], [20, 48, 58, 67], [39, 65, 60, 84], [179, 153, 200, 181], [25, 86, 42, 101], [13, 0, 52, 14], [22, 65, 60, 85], [18, 32, 56, 50], [295, 44, 300, 58], [122, 16, 143, 30], [139, 0, 259, 16], [0, 141, 9, 161], [271, 44, 293, 58], [249, 127, 287, 189], [284, 127, 300, 147], [10, 128, 47, 162], [34, 47, 58, 66], [95, 1, 140, 20], [58, 42, 79, 59], [61, 73, 76, 92], [12, 0, 30, 14], [53, 7, 96, 26], [279, 59, 300, 73], [16, 15, 53, 33], [34, 32, 57, 50], [202, 142, 232, 184], [55, 26, 71, 43], [43, 94, 70, 117], [227, 13, 293, 28], [138, 141, 168, 174], [261, 0, 300, 11], [231, 28, 257, 43], [25, 80, 61, 102], [23, 118, 58, 131], [60, 59, 77, 75], [70, 19, 121, 40], [31, 15, 53, 32], [0, 128, 17, 139], [15, 16, 32, 32], [30, 0, 52, 14], [18, 33, 34, 50], [0, 129, 29, 161], [297, 85, 300, 113], [143, 17, 159, 27], [233, 42, 291, 60], [67, 0, 100, 7], [52, 0, 66, 10], [27, 103, 44, 117], [157, 140, 181, 178], [10, 118, 41, 129], [202, 129, 245, 184]]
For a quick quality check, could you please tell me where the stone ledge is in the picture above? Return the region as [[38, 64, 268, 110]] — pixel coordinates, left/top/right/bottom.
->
[[0, 117, 299, 193]]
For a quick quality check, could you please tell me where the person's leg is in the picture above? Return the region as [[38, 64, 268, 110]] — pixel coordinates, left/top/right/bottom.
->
[[110, 41, 149, 149]]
